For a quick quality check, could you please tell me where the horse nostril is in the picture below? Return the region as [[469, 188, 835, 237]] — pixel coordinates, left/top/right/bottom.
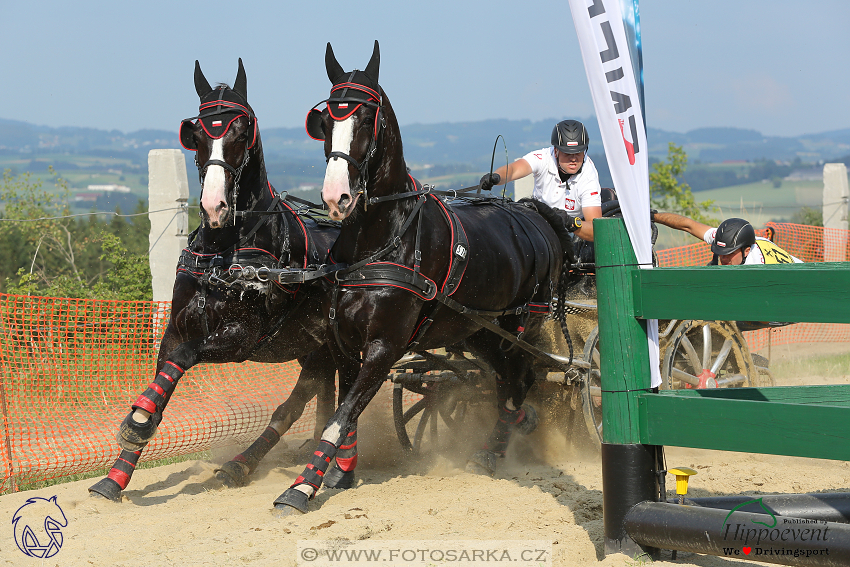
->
[[338, 194, 351, 209], [216, 201, 228, 213]]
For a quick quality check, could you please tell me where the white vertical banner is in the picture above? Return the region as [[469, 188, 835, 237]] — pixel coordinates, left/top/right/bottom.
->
[[568, 0, 660, 388]]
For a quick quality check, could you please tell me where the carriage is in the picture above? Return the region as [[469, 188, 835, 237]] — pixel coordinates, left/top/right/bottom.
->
[[387, 230, 776, 454]]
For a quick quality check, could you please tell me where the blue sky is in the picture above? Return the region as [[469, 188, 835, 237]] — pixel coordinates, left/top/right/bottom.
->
[[2, 0, 847, 137]]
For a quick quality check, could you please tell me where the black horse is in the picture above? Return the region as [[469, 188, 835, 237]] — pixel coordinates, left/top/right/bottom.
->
[[88, 59, 342, 501], [273, 41, 571, 514]]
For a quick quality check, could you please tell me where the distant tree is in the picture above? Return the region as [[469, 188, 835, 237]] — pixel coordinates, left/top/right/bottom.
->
[[650, 143, 720, 225], [790, 206, 823, 227], [0, 168, 151, 299]]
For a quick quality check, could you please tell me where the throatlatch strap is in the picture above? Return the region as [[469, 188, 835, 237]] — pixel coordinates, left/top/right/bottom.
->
[[335, 429, 358, 472], [132, 360, 185, 414], [291, 440, 337, 495], [106, 449, 142, 490]]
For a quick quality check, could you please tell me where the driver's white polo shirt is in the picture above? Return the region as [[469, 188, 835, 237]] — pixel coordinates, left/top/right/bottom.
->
[[521, 147, 602, 218]]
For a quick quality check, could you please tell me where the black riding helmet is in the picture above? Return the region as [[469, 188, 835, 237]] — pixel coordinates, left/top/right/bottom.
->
[[551, 120, 589, 154], [711, 218, 756, 256]]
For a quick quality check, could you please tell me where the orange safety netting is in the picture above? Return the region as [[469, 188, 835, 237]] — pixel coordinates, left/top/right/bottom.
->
[[656, 222, 850, 350], [1, 223, 848, 492], [0, 296, 320, 492]]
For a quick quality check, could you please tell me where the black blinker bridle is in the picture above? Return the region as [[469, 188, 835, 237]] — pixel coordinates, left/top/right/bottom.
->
[[183, 89, 256, 223], [306, 72, 386, 209]]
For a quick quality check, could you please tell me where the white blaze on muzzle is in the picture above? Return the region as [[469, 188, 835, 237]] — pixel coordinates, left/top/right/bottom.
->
[[322, 117, 356, 220], [201, 138, 229, 227]]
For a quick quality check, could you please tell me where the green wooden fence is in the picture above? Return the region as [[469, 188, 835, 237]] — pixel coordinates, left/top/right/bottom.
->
[[595, 217, 850, 460]]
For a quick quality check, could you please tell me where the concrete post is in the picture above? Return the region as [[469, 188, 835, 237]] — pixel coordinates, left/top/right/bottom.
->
[[823, 163, 849, 262], [148, 149, 190, 302], [513, 175, 533, 201]]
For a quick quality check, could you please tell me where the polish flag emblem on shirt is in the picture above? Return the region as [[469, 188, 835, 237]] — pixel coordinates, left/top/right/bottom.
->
[[565, 198, 575, 211]]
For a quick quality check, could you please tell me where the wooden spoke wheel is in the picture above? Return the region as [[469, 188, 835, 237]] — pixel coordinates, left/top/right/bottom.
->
[[579, 326, 603, 448], [661, 320, 771, 390], [391, 352, 496, 455]]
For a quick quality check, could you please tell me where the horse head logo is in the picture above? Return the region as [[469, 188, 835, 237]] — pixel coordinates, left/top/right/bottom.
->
[[12, 495, 68, 558]]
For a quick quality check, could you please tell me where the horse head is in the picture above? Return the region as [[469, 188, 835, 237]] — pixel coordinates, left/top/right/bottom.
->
[[306, 40, 403, 221], [181, 59, 261, 229]]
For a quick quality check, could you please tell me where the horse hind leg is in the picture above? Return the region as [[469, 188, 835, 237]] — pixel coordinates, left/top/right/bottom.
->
[[215, 348, 337, 488], [465, 404, 534, 476], [88, 448, 143, 501]]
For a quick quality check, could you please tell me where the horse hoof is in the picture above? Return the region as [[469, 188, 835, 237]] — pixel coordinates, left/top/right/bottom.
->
[[515, 404, 539, 435], [117, 411, 158, 448], [324, 466, 355, 489], [88, 477, 122, 502], [273, 489, 309, 515], [214, 461, 250, 488], [466, 450, 498, 476]]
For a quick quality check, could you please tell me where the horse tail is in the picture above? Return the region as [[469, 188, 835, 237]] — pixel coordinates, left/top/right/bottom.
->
[[517, 198, 575, 366]]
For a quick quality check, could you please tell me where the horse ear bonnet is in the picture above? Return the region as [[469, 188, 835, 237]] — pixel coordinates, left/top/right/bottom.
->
[[181, 59, 257, 151], [306, 41, 381, 141]]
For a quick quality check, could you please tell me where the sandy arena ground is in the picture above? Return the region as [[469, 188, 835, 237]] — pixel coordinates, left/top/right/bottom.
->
[[1, 343, 848, 567]]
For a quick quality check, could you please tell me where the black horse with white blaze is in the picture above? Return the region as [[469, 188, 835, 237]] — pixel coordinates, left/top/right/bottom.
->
[[273, 41, 572, 514], [88, 59, 342, 501]]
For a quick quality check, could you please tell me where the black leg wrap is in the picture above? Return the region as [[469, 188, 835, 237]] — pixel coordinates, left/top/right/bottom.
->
[[273, 488, 310, 514], [88, 448, 142, 501], [289, 440, 337, 494], [514, 404, 539, 436], [215, 427, 281, 488], [130, 360, 185, 415], [117, 410, 160, 450]]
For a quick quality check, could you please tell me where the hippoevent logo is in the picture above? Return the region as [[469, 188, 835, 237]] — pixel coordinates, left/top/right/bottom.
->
[[720, 498, 831, 559], [12, 495, 67, 559], [586, 0, 641, 165]]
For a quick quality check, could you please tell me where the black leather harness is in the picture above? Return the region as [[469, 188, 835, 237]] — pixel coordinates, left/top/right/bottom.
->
[[327, 178, 568, 370]]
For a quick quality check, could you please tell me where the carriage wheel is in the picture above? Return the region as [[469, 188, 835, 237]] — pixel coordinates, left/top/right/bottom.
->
[[579, 326, 604, 448], [391, 354, 496, 455], [661, 320, 770, 389]]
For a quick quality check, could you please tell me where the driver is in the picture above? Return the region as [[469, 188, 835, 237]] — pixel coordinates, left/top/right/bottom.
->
[[652, 213, 802, 265], [478, 119, 602, 242]]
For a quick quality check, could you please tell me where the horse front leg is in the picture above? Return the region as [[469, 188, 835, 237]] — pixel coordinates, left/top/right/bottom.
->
[[215, 345, 338, 488], [273, 341, 398, 515], [88, 337, 203, 501], [465, 331, 540, 476]]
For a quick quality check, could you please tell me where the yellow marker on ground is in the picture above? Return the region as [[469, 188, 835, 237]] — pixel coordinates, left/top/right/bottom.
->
[[668, 467, 698, 561], [669, 466, 698, 500]]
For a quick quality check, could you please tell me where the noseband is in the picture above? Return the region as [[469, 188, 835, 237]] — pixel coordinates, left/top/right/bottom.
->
[[306, 73, 386, 209]]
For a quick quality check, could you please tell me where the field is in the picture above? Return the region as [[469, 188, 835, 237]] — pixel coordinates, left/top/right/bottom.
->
[[1, 342, 848, 567]]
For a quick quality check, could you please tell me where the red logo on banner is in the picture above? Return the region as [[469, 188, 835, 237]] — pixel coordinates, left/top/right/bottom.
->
[[618, 118, 636, 165]]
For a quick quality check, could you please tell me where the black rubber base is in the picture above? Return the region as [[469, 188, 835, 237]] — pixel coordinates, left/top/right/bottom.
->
[[324, 466, 356, 489], [214, 461, 250, 488], [117, 411, 158, 450], [88, 477, 123, 502], [602, 443, 659, 559], [273, 488, 309, 514]]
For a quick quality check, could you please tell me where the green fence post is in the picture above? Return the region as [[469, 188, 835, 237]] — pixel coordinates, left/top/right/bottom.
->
[[594, 217, 659, 558]]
